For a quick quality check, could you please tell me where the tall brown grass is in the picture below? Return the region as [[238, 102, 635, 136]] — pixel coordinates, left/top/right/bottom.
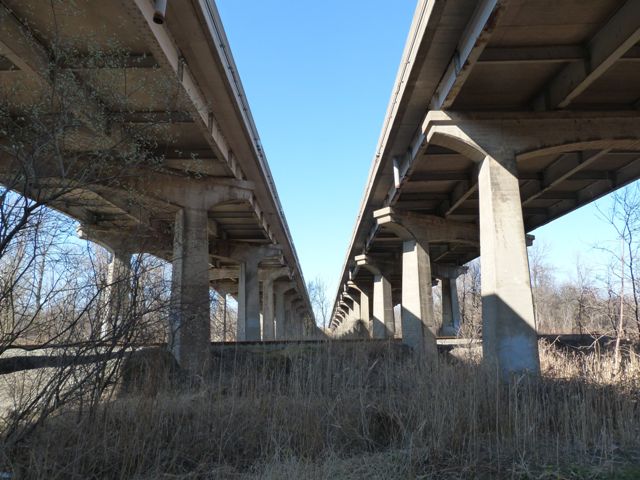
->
[[2, 341, 639, 479]]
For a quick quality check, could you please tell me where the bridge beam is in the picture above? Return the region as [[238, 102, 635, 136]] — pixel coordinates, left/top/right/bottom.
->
[[532, 0, 640, 110], [430, 0, 509, 110]]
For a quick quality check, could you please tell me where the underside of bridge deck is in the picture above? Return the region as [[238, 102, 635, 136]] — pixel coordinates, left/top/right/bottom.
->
[[0, 0, 317, 373], [331, 0, 640, 378]]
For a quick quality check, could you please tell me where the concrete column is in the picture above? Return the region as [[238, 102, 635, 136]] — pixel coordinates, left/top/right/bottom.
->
[[237, 258, 260, 341], [102, 247, 132, 338], [350, 298, 361, 323], [401, 239, 437, 355], [288, 307, 297, 339], [372, 273, 393, 338], [282, 294, 295, 339], [274, 284, 289, 340], [283, 307, 291, 339], [479, 153, 539, 376], [169, 207, 210, 372], [358, 289, 371, 336], [262, 277, 275, 341], [292, 305, 303, 339], [441, 277, 461, 336]]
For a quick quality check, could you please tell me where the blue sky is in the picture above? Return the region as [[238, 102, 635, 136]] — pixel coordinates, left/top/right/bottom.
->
[[216, 1, 627, 294]]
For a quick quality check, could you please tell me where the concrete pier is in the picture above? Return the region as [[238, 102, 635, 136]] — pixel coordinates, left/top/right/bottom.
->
[[169, 208, 211, 373], [373, 273, 394, 338], [479, 153, 540, 376], [103, 248, 132, 338], [237, 259, 260, 341], [400, 239, 436, 354], [440, 277, 461, 336]]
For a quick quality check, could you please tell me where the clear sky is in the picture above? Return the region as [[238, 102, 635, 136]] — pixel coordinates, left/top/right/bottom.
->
[[216, 1, 630, 296]]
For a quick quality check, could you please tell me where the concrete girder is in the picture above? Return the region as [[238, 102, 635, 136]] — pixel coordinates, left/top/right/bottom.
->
[[209, 241, 284, 266], [124, 175, 254, 211], [430, 0, 510, 110], [126, 0, 233, 172], [0, 3, 111, 137], [421, 111, 640, 161], [532, 0, 640, 110], [521, 150, 612, 206], [432, 264, 468, 280], [374, 207, 478, 245], [208, 266, 291, 282]]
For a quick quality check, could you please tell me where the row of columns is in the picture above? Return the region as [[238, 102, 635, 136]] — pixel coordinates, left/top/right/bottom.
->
[[333, 148, 540, 377], [79, 206, 311, 374], [338, 259, 464, 342]]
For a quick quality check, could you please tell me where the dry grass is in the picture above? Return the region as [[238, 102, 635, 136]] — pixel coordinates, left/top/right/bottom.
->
[[1, 341, 639, 479]]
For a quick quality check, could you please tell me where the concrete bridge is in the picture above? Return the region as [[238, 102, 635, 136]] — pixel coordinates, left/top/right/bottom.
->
[[0, 0, 316, 372], [330, 0, 640, 376]]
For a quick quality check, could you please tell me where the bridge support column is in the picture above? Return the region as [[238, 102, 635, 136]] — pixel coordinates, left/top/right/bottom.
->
[[284, 307, 292, 339], [372, 273, 394, 338], [103, 248, 132, 339], [283, 293, 297, 339], [291, 302, 303, 339], [401, 239, 437, 355], [170, 207, 211, 373], [479, 153, 539, 376], [434, 265, 466, 337], [262, 279, 275, 341], [441, 277, 461, 336], [261, 270, 290, 341], [373, 208, 474, 354], [234, 245, 281, 341], [347, 282, 372, 337], [359, 289, 371, 336], [237, 259, 260, 341], [350, 298, 360, 324], [274, 281, 293, 340]]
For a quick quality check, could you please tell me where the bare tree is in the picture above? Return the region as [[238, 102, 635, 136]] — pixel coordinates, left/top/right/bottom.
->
[[0, 38, 184, 445], [307, 277, 330, 331], [597, 184, 640, 336]]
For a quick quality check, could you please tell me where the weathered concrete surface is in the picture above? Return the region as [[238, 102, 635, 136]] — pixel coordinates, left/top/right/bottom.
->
[[103, 248, 132, 339], [169, 208, 211, 373], [329, 0, 640, 378], [237, 259, 260, 341], [401, 239, 437, 355], [479, 154, 539, 376], [440, 277, 461, 337], [372, 273, 394, 339]]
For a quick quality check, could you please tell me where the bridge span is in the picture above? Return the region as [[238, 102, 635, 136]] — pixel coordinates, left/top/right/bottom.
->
[[0, 0, 316, 372], [330, 0, 640, 376]]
